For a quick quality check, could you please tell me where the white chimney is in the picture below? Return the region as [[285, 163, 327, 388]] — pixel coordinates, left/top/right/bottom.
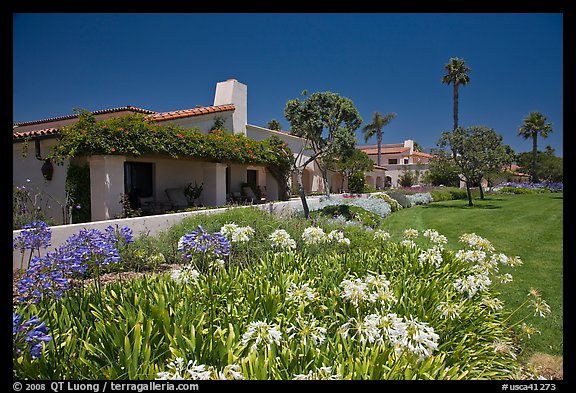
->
[[214, 79, 247, 135]]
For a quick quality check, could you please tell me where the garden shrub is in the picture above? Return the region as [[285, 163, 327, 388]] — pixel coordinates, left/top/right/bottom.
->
[[369, 192, 403, 212], [310, 204, 380, 228], [385, 191, 412, 208], [348, 172, 366, 194]]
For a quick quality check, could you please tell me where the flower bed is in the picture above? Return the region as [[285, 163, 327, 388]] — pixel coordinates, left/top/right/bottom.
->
[[13, 213, 549, 380]]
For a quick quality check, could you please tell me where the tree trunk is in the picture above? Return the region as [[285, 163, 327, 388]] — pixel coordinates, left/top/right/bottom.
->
[[318, 162, 331, 196], [377, 133, 382, 167], [296, 167, 310, 219], [453, 84, 459, 130], [478, 181, 485, 200], [531, 134, 539, 183], [465, 179, 473, 207]]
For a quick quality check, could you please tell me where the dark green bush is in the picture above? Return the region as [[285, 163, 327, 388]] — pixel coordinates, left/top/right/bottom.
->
[[385, 191, 411, 208]]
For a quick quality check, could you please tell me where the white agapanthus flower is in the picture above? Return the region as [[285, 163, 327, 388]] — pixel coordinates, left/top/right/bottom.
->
[[220, 223, 239, 238], [269, 229, 297, 250], [454, 272, 492, 297], [287, 316, 327, 346], [286, 282, 317, 304], [459, 233, 495, 252], [171, 265, 200, 284], [498, 273, 514, 284], [327, 230, 350, 245], [481, 297, 505, 311], [156, 358, 211, 380], [302, 226, 328, 245], [340, 277, 369, 306], [293, 366, 341, 380], [418, 246, 444, 268], [373, 229, 391, 242], [423, 228, 447, 246], [231, 226, 255, 243], [217, 364, 245, 380], [241, 320, 282, 351], [220, 223, 255, 243], [436, 301, 462, 320], [403, 228, 419, 239]]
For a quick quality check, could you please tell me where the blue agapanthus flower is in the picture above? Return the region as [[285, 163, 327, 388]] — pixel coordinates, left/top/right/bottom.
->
[[13, 313, 52, 359], [13, 220, 52, 252], [178, 225, 231, 262]]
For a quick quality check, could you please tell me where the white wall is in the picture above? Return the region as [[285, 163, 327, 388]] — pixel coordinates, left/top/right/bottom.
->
[[157, 112, 234, 135], [12, 197, 323, 272], [214, 79, 247, 135], [13, 139, 69, 225]]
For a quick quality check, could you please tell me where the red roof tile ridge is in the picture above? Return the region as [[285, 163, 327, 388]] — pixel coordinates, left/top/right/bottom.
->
[[13, 106, 158, 127]]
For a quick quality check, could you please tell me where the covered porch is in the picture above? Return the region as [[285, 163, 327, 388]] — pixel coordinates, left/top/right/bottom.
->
[[88, 154, 277, 220]]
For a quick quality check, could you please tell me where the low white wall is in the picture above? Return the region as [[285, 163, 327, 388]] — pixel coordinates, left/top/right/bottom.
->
[[12, 197, 320, 272]]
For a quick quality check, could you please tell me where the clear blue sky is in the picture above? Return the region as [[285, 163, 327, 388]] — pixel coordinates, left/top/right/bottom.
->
[[13, 13, 563, 156]]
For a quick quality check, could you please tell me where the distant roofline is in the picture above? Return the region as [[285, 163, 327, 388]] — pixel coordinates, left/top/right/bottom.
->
[[13, 104, 235, 141], [13, 106, 157, 127]]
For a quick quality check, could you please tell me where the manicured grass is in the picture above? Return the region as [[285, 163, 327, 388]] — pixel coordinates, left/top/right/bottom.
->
[[380, 192, 563, 359]]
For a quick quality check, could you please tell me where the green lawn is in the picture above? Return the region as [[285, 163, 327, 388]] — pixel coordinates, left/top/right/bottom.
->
[[380, 192, 563, 360]]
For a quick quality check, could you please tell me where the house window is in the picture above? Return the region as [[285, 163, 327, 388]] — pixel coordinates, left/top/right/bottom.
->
[[124, 162, 153, 206], [404, 158, 409, 164], [247, 169, 258, 185], [388, 158, 398, 165]]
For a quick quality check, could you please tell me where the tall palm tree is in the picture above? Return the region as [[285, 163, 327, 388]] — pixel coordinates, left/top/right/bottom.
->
[[518, 111, 553, 183], [362, 112, 397, 166], [442, 57, 471, 130]]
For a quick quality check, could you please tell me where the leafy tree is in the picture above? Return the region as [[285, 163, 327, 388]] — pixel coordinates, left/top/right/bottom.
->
[[267, 119, 282, 131], [442, 57, 471, 130], [284, 91, 362, 218], [361, 112, 397, 166], [325, 148, 374, 191], [424, 148, 461, 187], [518, 111, 553, 183], [412, 141, 424, 152], [516, 146, 563, 183], [348, 172, 367, 194], [438, 126, 512, 206]]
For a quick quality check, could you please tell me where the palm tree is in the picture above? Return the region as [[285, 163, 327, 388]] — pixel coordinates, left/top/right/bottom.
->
[[442, 57, 471, 130], [518, 111, 553, 183], [362, 112, 397, 166]]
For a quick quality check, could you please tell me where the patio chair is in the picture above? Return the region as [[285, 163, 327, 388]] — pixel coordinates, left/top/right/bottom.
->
[[242, 186, 265, 204], [165, 188, 191, 210]]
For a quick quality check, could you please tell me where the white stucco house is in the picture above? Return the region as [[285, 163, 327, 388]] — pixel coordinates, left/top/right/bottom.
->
[[358, 140, 432, 188], [13, 79, 375, 225]]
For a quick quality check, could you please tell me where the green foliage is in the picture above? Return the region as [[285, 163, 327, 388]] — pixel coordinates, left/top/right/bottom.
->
[[311, 204, 381, 228], [14, 227, 527, 379], [518, 112, 553, 183], [115, 194, 142, 219], [429, 187, 470, 201], [399, 169, 416, 187], [370, 193, 403, 212], [348, 172, 366, 194], [184, 181, 203, 202], [437, 126, 513, 205], [425, 149, 461, 187], [65, 163, 91, 223], [13, 184, 57, 230], [267, 119, 282, 131], [48, 111, 293, 193], [385, 191, 411, 208]]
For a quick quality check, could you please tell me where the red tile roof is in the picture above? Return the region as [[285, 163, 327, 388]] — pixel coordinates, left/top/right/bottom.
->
[[147, 104, 235, 122], [13, 104, 236, 140], [360, 146, 411, 155], [13, 128, 60, 140], [13, 106, 157, 127], [409, 151, 433, 158]]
